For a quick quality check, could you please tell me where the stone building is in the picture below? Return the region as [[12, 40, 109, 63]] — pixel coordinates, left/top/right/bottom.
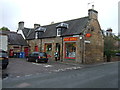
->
[[18, 8, 104, 64], [1, 31, 28, 57]]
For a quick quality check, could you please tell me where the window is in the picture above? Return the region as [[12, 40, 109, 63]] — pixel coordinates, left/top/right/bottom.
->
[[65, 42, 76, 59], [44, 43, 52, 57], [57, 28, 61, 36], [35, 32, 38, 39]]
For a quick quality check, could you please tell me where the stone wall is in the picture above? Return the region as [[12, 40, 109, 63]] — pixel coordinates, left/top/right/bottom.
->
[[27, 20, 104, 64], [42, 37, 62, 60], [28, 37, 63, 61], [84, 19, 104, 64], [28, 39, 41, 52]]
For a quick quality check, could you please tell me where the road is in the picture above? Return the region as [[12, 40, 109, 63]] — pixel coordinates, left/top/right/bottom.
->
[[2, 58, 83, 78], [2, 61, 119, 88]]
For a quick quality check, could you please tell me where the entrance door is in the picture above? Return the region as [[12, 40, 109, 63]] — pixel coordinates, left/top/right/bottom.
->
[[56, 43, 60, 60], [9, 49, 13, 57], [35, 46, 38, 52], [24, 47, 29, 57]]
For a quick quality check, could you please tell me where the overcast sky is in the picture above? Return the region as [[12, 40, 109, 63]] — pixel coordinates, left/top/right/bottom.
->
[[0, 0, 119, 35]]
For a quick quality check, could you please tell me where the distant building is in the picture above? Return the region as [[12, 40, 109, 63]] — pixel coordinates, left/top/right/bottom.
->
[[0, 31, 8, 51], [1, 30, 28, 57], [18, 8, 104, 64]]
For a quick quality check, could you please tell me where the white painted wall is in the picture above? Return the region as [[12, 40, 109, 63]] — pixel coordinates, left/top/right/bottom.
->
[[17, 30, 25, 39], [0, 35, 8, 51]]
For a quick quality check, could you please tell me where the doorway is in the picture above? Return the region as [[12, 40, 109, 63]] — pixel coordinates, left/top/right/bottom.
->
[[56, 43, 60, 60]]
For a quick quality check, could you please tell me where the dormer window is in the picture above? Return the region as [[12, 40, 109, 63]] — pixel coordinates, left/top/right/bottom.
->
[[35, 32, 38, 39], [56, 22, 69, 37], [35, 27, 46, 32], [56, 23, 69, 29], [57, 28, 61, 36], [35, 27, 46, 39]]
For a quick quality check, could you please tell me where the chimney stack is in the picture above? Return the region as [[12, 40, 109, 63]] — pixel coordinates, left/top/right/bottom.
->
[[88, 5, 98, 20], [106, 28, 113, 36], [106, 28, 112, 32], [34, 24, 40, 29], [18, 21, 24, 30]]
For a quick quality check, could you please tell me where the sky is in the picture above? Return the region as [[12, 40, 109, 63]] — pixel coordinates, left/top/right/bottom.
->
[[0, 0, 119, 35]]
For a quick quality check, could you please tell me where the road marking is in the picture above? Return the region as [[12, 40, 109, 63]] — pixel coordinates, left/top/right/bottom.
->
[[52, 66, 82, 72], [25, 74, 32, 77], [32, 63, 42, 65], [16, 76, 20, 78], [16, 82, 31, 88], [44, 65, 53, 67], [32, 63, 53, 68]]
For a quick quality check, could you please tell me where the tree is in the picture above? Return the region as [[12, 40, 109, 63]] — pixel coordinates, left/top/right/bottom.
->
[[0, 27, 10, 31], [104, 34, 119, 62], [104, 36, 113, 62]]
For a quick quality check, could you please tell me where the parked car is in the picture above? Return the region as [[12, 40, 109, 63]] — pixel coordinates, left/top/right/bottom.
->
[[115, 53, 120, 56], [26, 52, 48, 63], [0, 50, 9, 69]]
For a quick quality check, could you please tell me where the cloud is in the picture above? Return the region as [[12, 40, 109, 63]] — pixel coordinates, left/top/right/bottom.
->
[[0, 0, 119, 34]]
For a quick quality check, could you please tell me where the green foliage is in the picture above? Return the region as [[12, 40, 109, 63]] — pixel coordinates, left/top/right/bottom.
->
[[114, 35, 120, 41], [104, 36, 117, 61], [0, 27, 10, 31]]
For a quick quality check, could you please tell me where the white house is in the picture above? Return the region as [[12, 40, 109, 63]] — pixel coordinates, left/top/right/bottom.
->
[[0, 31, 8, 51]]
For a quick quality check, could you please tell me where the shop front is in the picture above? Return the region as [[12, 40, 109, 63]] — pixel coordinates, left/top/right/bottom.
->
[[63, 37, 78, 61]]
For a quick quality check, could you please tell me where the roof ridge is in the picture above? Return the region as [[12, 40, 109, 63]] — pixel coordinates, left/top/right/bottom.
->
[[41, 16, 89, 27]]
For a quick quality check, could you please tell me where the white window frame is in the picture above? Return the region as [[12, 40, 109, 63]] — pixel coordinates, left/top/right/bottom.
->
[[35, 32, 38, 39], [57, 28, 61, 36]]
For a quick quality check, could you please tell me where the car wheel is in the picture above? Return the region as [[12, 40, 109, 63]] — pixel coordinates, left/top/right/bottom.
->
[[35, 59, 39, 63]]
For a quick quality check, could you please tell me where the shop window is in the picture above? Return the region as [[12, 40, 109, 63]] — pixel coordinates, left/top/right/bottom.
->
[[44, 43, 52, 57], [65, 42, 76, 59]]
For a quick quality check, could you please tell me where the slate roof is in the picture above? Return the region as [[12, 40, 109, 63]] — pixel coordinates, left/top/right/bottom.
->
[[22, 16, 89, 40], [1, 31, 28, 46]]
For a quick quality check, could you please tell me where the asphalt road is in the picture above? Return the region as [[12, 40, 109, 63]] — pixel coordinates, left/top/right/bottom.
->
[[2, 61, 119, 88], [2, 58, 83, 78]]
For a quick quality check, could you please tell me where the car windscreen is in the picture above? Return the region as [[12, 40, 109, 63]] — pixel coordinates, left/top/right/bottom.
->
[[30, 53, 39, 57], [39, 53, 47, 57]]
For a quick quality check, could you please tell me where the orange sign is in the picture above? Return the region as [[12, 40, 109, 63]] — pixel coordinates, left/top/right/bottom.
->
[[85, 33, 92, 37], [64, 37, 78, 41]]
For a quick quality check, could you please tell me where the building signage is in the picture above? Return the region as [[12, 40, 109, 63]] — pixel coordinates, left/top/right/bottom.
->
[[84, 40, 91, 43], [64, 37, 78, 41], [85, 33, 92, 37], [73, 35, 79, 37]]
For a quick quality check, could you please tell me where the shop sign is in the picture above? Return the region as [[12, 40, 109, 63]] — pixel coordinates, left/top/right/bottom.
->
[[85, 33, 92, 37], [84, 40, 91, 43], [64, 37, 78, 41], [73, 35, 79, 37]]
